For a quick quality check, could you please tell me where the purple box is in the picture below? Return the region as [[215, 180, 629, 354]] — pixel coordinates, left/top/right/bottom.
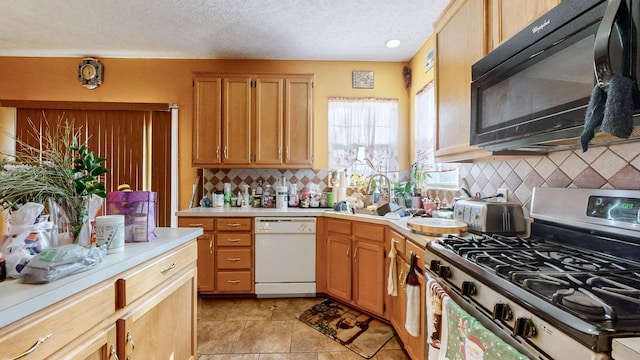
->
[[106, 191, 157, 242]]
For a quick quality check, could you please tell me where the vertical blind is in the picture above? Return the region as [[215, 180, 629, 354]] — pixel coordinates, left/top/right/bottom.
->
[[16, 108, 171, 226]]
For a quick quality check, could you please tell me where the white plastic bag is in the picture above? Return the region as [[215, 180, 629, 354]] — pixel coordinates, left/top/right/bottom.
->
[[19, 244, 106, 284], [1, 203, 53, 278]]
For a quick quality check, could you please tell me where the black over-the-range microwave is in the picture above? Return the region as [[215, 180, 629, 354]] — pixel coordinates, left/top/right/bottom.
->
[[471, 0, 640, 153]]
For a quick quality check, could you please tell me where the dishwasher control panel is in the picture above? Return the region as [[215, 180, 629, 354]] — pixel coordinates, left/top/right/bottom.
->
[[254, 217, 316, 233]]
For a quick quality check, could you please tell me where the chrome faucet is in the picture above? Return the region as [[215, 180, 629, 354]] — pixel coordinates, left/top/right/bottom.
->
[[366, 173, 394, 204]]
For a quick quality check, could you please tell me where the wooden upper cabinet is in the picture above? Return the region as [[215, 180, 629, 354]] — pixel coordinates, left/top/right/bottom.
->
[[254, 76, 284, 165], [223, 76, 252, 165], [489, 0, 561, 50], [192, 75, 222, 166], [434, 0, 492, 162], [192, 73, 314, 168], [284, 75, 314, 166]]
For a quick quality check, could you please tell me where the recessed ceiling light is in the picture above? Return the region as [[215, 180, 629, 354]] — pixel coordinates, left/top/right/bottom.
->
[[386, 39, 401, 49]]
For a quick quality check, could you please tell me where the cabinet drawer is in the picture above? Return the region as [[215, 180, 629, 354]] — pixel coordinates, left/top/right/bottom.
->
[[117, 241, 197, 307], [216, 271, 253, 292], [0, 282, 114, 360], [326, 218, 352, 235], [390, 230, 406, 256], [216, 232, 252, 247], [354, 222, 385, 242], [405, 240, 425, 270], [216, 248, 252, 269], [178, 217, 215, 231], [216, 218, 252, 231]]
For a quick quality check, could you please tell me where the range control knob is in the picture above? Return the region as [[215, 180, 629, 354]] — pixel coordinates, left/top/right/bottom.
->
[[461, 281, 477, 296], [513, 317, 537, 338], [493, 303, 513, 321], [438, 265, 451, 278], [430, 260, 441, 272]]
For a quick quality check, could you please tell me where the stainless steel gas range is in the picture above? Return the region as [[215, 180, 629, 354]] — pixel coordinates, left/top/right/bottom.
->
[[424, 187, 640, 360]]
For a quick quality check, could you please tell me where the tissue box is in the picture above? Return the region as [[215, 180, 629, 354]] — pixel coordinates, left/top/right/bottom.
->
[[106, 191, 157, 242]]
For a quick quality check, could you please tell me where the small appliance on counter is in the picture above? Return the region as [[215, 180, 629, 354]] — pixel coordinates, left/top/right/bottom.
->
[[453, 199, 525, 235]]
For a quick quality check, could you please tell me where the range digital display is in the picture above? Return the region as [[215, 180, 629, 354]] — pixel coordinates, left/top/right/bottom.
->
[[587, 196, 640, 224]]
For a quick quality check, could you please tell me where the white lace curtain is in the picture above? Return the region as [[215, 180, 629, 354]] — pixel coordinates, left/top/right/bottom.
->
[[328, 97, 399, 174], [414, 82, 435, 164]]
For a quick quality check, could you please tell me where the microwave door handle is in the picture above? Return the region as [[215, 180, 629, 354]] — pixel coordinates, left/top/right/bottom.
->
[[594, 0, 630, 90]]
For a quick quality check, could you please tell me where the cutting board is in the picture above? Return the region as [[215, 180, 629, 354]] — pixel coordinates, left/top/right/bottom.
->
[[406, 218, 467, 236]]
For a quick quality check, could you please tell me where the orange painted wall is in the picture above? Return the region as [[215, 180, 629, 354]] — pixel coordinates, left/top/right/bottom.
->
[[0, 57, 409, 210]]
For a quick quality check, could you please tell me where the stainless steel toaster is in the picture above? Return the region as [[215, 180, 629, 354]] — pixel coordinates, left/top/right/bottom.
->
[[453, 199, 526, 234]]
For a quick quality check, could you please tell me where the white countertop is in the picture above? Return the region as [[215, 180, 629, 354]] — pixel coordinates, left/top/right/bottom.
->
[[177, 206, 439, 248], [176, 206, 327, 217], [0, 227, 202, 328]]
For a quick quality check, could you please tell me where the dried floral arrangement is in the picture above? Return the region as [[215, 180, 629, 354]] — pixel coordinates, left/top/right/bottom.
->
[[0, 118, 108, 241]]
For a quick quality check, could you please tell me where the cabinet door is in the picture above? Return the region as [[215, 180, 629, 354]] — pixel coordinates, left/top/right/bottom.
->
[[434, 0, 491, 162], [193, 76, 222, 165], [490, 0, 560, 49], [405, 267, 426, 360], [284, 75, 314, 166], [48, 324, 118, 360], [326, 234, 352, 302], [197, 233, 215, 293], [117, 267, 197, 360], [254, 76, 284, 165], [223, 77, 252, 165], [390, 257, 408, 345], [353, 240, 386, 316]]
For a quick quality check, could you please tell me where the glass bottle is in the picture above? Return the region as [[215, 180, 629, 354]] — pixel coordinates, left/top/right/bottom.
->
[[262, 184, 271, 208]]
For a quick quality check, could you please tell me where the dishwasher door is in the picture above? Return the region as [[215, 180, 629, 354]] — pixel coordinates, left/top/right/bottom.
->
[[254, 217, 316, 298]]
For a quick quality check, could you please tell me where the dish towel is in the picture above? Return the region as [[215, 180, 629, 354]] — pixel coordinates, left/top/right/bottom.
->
[[387, 242, 398, 296], [405, 253, 421, 337], [580, 74, 636, 152], [438, 297, 530, 360], [426, 276, 449, 360]]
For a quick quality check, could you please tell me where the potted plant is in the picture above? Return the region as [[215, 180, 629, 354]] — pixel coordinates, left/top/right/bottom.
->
[[0, 119, 108, 245]]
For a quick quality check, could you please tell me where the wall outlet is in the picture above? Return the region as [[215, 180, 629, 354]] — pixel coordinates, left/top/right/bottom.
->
[[497, 188, 508, 202]]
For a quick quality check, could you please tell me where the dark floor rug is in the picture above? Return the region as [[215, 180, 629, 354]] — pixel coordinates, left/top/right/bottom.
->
[[296, 299, 395, 359]]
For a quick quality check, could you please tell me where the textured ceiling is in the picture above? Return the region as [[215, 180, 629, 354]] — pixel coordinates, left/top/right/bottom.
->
[[0, 0, 450, 61]]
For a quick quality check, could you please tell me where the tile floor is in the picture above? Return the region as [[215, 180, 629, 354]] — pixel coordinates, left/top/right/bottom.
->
[[197, 297, 411, 360]]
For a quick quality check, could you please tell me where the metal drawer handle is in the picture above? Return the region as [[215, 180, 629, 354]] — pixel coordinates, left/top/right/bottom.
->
[[226, 257, 241, 261], [10, 334, 52, 360], [209, 240, 213, 254], [226, 223, 241, 227], [189, 223, 204, 227], [160, 262, 176, 273], [126, 331, 135, 360], [227, 280, 241, 284], [111, 344, 119, 360], [226, 238, 241, 242]]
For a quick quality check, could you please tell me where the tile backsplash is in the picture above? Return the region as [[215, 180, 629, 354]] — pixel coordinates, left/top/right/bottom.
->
[[202, 142, 640, 211], [459, 142, 640, 211]]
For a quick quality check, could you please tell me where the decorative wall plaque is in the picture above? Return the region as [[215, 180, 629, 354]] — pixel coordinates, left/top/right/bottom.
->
[[352, 71, 374, 89]]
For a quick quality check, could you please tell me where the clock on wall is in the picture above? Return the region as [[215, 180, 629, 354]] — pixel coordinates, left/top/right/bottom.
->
[[78, 57, 104, 89]]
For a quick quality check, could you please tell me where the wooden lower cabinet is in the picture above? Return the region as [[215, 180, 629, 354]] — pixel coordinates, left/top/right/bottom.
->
[[178, 216, 253, 294], [118, 267, 197, 360], [214, 218, 253, 293], [326, 234, 352, 300], [178, 217, 216, 292], [0, 238, 198, 360], [47, 323, 118, 360], [387, 229, 426, 360], [325, 219, 386, 317]]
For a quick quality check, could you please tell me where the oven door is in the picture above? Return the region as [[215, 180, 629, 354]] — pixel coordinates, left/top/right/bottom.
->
[[470, 0, 638, 152], [425, 267, 546, 360]]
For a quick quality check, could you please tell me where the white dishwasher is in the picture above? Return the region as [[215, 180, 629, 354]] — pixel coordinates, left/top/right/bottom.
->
[[254, 217, 316, 298]]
